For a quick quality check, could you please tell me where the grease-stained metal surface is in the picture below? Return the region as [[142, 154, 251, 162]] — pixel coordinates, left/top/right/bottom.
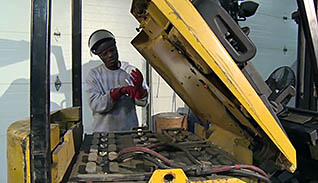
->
[[131, 32, 253, 164], [131, 0, 296, 172]]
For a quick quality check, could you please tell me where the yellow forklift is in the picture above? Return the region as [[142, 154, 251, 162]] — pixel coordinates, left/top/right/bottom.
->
[[7, 0, 318, 182]]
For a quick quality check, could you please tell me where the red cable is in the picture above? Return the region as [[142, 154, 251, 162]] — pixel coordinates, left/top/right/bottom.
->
[[234, 164, 269, 178], [211, 165, 234, 173], [118, 147, 269, 178], [211, 164, 268, 178], [118, 146, 172, 164]]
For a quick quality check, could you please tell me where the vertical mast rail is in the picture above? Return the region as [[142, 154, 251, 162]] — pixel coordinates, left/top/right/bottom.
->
[[72, 0, 82, 111], [30, 0, 52, 182]]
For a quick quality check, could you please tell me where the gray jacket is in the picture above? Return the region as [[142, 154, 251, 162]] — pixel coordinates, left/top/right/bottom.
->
[[86, 61, 148, 132]]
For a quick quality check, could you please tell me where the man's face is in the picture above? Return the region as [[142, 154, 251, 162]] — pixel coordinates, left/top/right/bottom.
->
[[96, 41, 119, 70]]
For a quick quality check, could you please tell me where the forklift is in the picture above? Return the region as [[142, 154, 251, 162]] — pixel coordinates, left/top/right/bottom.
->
[[7, 0, 318, 182]]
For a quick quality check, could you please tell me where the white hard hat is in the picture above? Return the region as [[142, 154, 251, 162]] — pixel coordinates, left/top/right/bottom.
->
[[88, 29, 115, 54]]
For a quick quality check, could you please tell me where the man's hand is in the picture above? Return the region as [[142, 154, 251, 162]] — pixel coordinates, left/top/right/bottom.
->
[[130, 69, 147, 99], [130, 69, 143, 89], [110, 86, 136, 100]]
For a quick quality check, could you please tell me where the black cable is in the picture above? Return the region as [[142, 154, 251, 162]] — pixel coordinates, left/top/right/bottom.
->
[[142, 155, 172, 169], [151, 138, 201, 166], [117, 149, 270, 182], [168, 143, 202, 165], [227, 169, 271, 183], [117, 150, 197, 172]]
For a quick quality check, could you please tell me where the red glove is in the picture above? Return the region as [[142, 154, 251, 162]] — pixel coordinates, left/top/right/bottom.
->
[[110, 86, 136, 101], [130, 68, 147, 99], [130, 68, 143, 88]]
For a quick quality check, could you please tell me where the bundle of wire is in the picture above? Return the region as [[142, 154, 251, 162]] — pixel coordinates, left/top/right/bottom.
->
[[116, 146, 271, 183]]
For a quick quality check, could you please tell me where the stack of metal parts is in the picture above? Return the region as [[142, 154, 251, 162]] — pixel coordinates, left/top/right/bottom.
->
[[69, 128, 269, 182]]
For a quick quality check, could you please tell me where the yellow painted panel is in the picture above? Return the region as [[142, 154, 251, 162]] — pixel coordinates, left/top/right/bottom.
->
[[7, 119, 30, 183], [194, 123, 206, 139], [51, 124, 60, 151], [207, 125, 253, 164], [7, 120, 60, 183], [7, 107, 81, 183], [52, 129, 75, 182], [132, 33, 246, 136], [151, 0, 296, 172], [51, 106, 80, 123], [148, 169, 246, 183]]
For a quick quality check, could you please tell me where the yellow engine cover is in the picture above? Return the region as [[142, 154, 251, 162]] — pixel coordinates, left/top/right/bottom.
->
[[131, 0, 296, 172]]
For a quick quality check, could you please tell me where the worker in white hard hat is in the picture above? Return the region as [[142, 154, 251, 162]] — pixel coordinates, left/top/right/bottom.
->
[[86, 29, 148, 132]]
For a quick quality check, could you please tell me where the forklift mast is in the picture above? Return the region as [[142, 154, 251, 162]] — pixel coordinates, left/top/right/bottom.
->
[[295, 0, 318, 110], [29, 0, 82, 182]]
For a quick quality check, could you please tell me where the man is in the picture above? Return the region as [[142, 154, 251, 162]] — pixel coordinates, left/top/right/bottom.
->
[[86, 29, 148, 132]]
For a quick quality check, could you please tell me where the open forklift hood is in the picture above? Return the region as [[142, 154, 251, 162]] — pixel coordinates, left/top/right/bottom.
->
[[130, 0, 296, 172]]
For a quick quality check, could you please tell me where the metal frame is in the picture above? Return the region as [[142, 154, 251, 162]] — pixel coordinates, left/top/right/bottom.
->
[[71, 0, 83, 155], [30, 0, 52, 182], [295, 12, 307, 108], [294, 9, 316, 110], [72, 0, 82, 110], [295, 0, 318, 110], [297, 0, 318, 83], [145, 62, 152, 130], [30, 0, 82, 182]]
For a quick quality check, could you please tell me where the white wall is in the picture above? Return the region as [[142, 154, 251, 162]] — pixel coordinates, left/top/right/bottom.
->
[[151, 71, 184, 114], [0, 0, 31, 181], [240, 0, 298, 79]]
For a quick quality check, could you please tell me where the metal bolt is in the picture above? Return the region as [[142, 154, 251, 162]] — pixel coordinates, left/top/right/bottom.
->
[[100, 143, 108, 149], [100, 137, 108, 143], [100, 132, 107, 137], [99, 151, 108, 157], [137, 131, 144, 137]]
